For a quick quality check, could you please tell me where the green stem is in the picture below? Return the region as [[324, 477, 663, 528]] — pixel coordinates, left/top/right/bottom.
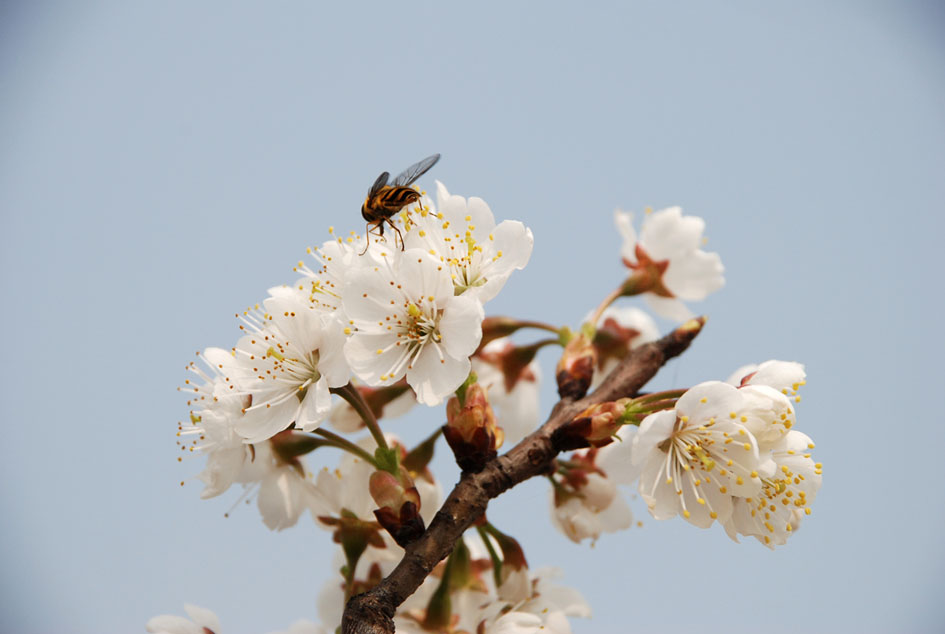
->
[[527, 337, 561, 350], [312, 428, 380, 468], [331, 383, 389, 451], [587, 285, 624, 333], [634, 388, 687, 403], [477, 525, 503, 590], [514, 319, 563, 334]]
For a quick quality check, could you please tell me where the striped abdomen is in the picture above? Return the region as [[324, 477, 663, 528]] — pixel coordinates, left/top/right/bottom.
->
[[362, 186, 422, 222]]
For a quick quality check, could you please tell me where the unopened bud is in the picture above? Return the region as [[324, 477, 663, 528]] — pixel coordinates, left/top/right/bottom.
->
[[556, 332, 597, 399], [553, 400, 628, 451], [369, 468, 424, 547], [443, 382, 503, 472]]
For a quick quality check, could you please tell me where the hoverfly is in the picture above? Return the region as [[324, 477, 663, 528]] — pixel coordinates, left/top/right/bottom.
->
[[361, 153, 440, 253]]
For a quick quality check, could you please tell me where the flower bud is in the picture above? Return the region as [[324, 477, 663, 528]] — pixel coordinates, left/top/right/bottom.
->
[[369, 467, 424, 547], [555, 332, 598, 399], [553, 400, 627, 451], [443, 382, 504, 472]]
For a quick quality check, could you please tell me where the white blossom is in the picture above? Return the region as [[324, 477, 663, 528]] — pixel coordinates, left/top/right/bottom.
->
[[310, 443, 378, 525], [723, 430, 822, 548], [249, 441, 323, 531], [728, 360, 806, 446], [549, 446, 634, 544], [728, 359, 806, 402], [615, 207, 724, 321], [478, 568, 591, 634], [227, 295, 350, 443], [632, 382, 774, 527], [342, 248, 484, 406], [272, 229, 380, 313], [401, 181, 533, 303], [179, 348, 251, 499], [550, 471, 633, 543]]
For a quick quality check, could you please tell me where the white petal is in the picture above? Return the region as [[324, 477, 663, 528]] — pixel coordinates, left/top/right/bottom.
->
[[489, 612, 543, 634], [344, 332, 403, 385], [679, 475, 733, 528], [726, 363, 759, 386], [296, 378, 331, 432], [407, 347, 470, 406], [198, 446, 247, 499], [613, 209, 637, 261], [631, 410, 675, 466], [465, 196, 498, 242], [750, 360, 806, 392], [596, 425, 640, 484], [643, 295, 694, 322], [676, 381, 743, 420], [491, 220, 533, 272], [183, 605, 221, 631], [663, 249, 725, 300], [473, 221, 533, 303], [398, 248, 453, 302], [638, 453, 684, 521], [639, 207, 704, 261], [146, 615, 204, 634], [488, 366, 540, 446], [317, 316, 351, 387], [439, 295, 484, 359], [236, 397, 299, 444], [258, 471, 303, 531], [435, 180, 454, 210], [598, 494, 633, 533], [341, 267, 403, 326]]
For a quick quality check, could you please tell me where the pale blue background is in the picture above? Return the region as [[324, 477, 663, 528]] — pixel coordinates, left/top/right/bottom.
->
[[2, 2, 943, 633]]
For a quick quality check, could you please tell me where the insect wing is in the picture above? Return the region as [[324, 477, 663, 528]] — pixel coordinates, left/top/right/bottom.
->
[[391, 153, 440, 187], [367, 171, 390, 198]]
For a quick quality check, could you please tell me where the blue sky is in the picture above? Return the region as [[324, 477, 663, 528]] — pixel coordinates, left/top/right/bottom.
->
[[1, 2, 943, 632]]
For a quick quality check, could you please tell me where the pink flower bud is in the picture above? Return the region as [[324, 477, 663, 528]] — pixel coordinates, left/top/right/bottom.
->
[[369, 468, 424, 547], [555, 333, 598, 399], [443, 383, 504, 472], [554, 401, 626, 451]]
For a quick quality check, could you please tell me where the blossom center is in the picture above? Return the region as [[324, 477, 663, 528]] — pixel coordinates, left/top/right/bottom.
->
[[403, 303, 442, 346]]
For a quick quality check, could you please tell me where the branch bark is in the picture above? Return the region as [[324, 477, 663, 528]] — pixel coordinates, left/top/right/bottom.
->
[[341, 317, 706, 633]]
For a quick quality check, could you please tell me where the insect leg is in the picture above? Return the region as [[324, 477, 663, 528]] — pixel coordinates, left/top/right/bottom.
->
[[386, 218, 405, 251], [360, 223, 373, 255]]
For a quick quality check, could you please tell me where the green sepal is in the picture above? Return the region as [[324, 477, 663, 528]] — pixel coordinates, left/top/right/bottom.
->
[[374, 446, 400, 475], [454, 371, 478, 407]]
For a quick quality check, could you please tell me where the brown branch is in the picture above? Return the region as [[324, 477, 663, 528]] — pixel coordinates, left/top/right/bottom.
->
[[341, 317, 706, 634]]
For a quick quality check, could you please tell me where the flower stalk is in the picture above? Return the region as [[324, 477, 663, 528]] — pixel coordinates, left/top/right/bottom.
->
[[330, 382, 389, 452]]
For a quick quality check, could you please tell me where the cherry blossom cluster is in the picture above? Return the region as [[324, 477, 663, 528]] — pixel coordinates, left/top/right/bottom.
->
[[157, 171, 822, 633], [176, 182, 533, 528], [551, 360, 821, 549]]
